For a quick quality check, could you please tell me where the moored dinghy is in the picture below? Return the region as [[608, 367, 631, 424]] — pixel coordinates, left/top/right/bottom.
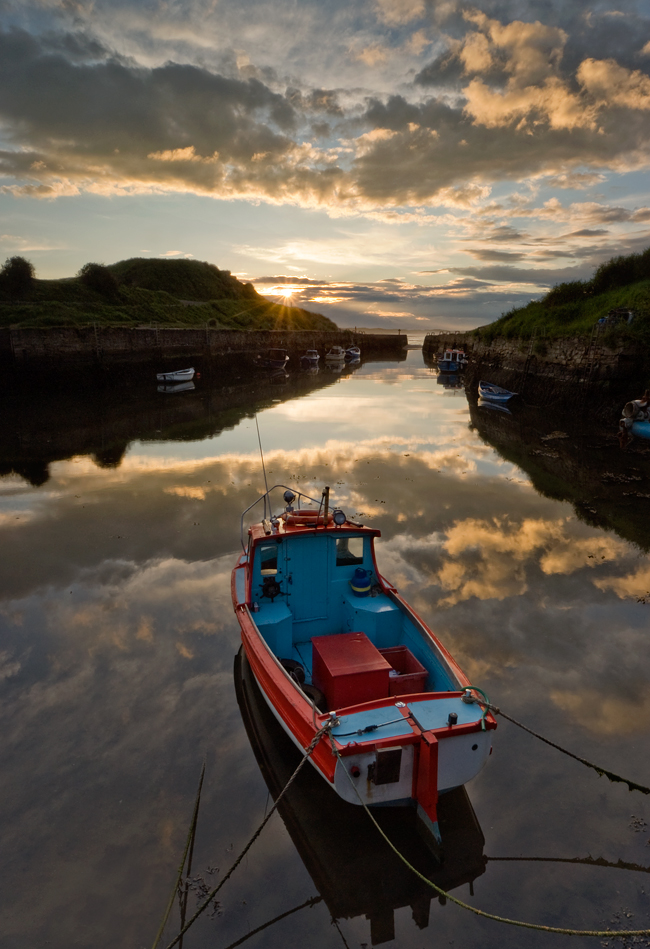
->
[[619, 391, 650, 447], [156, 367, 195, 383], [231, 485, 496, 846], [478, 380, 517, 402]]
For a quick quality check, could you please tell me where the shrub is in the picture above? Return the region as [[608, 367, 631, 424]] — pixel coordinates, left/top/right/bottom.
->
[[78, 262, 120, 299], [0, 256, 35, 297], [543, 280, 587, 308]]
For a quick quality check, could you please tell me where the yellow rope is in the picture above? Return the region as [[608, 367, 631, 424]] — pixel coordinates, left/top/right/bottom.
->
[[163, 721, 333, 949], [331, 736, 650, 938]]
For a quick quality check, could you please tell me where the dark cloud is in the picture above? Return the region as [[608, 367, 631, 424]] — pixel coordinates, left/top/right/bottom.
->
[[564, 228, 609, 237], [448, 263, 588, 284], [466, 249, 526, 261], [251, 275, 327, 285], [2, 7, 650, 212]]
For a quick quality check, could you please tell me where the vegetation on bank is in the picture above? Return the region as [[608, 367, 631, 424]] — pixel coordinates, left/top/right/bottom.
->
[[476, 247, 650, 345], [0, 256, 337, 332]]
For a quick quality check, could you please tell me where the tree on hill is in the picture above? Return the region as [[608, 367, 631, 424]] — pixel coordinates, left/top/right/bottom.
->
[[78, 262, 120, 299], [0, 256, 35, 298]]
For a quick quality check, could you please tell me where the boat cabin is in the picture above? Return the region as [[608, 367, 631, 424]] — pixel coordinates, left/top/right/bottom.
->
[[239, 516, 459, 712]]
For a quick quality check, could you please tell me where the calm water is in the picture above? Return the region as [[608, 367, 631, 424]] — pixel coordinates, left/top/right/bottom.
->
[[2, 349, 650, 949]]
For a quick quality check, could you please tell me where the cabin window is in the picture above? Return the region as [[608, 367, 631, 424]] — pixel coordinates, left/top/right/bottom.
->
[[259, 545, 279, 576], [336, 536, 364, 566]]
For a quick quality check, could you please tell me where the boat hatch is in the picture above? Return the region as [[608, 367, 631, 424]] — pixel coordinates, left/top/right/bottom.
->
[[329, 706, 414, 746], [407, 697, 484, 731]]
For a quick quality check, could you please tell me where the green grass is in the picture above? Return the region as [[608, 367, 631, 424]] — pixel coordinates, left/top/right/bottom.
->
[[475, 247, 650, 345], [0, 257, 337, 331]]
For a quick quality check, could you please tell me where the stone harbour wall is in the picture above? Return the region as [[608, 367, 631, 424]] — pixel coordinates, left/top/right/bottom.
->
[[423, 331, 644, 383], [0, 326, 407, 375]]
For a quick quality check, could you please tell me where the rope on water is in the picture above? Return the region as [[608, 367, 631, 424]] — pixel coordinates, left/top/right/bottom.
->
[[331, 735, 650, 938], [162, 720, 334, 949], [220, 895, 322, 949], [151, 761, 205, 949], [465, 688, 650, 795]]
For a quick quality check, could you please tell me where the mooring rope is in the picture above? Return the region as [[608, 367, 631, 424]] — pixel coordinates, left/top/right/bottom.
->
[[162, 720, 334, 949], [151, 762, 205, 949], [221, 895, 322, 949], [331, 735, 650, 938], [465, 688, 650, 795]]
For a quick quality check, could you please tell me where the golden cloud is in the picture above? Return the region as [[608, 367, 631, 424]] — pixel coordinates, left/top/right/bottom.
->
[[551, 687, 650, 736]]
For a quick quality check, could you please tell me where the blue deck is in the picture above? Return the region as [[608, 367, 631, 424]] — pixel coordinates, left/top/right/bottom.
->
[[329, 705, 415, 746], [251, 528, 459, 696], [407, 697, 483, 731]]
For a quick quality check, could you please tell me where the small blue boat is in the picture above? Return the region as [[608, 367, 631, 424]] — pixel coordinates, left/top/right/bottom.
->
[[478, 381, 517, 403], [437, 349, 467, 373]]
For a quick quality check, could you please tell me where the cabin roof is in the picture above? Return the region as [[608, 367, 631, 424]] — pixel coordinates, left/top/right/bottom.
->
[[248, 517, 380, 545]]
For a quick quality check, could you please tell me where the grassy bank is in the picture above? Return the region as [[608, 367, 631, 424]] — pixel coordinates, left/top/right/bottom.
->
[[476, 247, 650, 346], [0, 257, 337, 332]]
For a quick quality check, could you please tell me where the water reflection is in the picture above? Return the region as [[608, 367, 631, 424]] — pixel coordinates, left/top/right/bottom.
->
[[235, 648, 486, 946], [1, 348, 649, 948]]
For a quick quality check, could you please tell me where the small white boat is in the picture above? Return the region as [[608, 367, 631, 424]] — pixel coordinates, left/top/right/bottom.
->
[[478, 381, 517, 402], [156, 367, 195, 383], [345, 346, 361, 360], [325, 346, 346, 361]]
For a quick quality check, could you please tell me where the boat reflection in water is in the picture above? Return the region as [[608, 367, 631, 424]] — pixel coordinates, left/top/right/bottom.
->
[[157, 380, 196, 394], [234, 649, 486, 946], [436, 372, 464, 392]]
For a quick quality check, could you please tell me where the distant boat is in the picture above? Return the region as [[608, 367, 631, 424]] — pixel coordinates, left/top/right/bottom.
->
[[255, 349, 290, 370], [325, 346, 346, 361], [345, 346, 361, 360], [156, 367, 195, 383], [300, 350, 320, 369], [478, 381, 517, 402], [157, 381, 195, 394], [438, 349, 467, 373]]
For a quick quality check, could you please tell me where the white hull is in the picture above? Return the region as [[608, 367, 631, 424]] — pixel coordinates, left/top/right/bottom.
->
[[156, 367, 195, 382]]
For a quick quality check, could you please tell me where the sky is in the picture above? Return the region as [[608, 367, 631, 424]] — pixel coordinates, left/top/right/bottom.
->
[[1, 0, 650, 331]]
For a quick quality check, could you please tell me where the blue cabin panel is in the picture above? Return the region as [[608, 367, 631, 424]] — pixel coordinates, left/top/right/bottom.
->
[[284, 536, 329, 623], [256, 601, 293, 656]]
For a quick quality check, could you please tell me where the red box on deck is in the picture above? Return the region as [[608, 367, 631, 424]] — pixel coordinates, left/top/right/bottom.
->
[[311, 632, 391, 710], [379, 645, 428, 696]]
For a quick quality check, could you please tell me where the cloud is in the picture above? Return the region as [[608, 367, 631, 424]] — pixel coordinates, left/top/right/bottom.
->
[[578, 57, 650, 110], [373, 0, 424, 27], [1, 13, 650, 219]]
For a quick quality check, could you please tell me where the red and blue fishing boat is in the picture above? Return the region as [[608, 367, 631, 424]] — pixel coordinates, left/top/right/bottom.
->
[[231, 485, 496, 845]]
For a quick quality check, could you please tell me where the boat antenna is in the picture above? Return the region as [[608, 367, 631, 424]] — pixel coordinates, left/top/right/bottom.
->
[[255, 414, 270, 519]]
